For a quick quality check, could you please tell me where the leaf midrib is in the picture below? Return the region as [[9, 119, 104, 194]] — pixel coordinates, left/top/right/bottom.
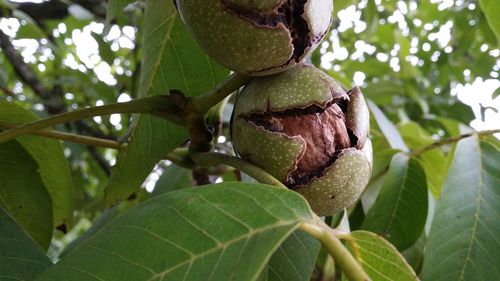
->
[[141, 8, 177, 96], [457, 141, 483, 281], [384, 157, 410, 236], [146, 221, 299, 281]]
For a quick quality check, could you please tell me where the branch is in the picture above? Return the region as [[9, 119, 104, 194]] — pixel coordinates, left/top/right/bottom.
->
[[1, 26, 115, 171], [0, 121, 126, 149], [408, 129, 500, 157], [0, 95, 184, 144], [2, 0, 107, 23], [88, 145, 111, 176], [0, 29, 48, 99], [0, 86, 15, 97]]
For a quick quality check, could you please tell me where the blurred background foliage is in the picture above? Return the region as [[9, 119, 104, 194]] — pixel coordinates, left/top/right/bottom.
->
[[0, 0, 498, 268]]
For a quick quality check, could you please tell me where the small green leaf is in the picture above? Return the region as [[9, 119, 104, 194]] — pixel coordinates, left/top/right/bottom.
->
[[346, 231, 419, 281], [105, 0, 229, 204], [493, 87, 500, 100], [362, 153, 428, 251], [422, 137, 500, 281], [37, 183, 314, 281], [478, 0, 500, 46], [368, 100, 409, 152], [263, 230, 320, 281], [13, 10, 50, 40], [0, 206, 52, 280], [334, 0, 356, 13], [362, 0, 378, 37], [0, 101, 74, 230], [0, 140, 53, 250], [152, 164, 193, 196], [91, 32, 115, 66], [106, 0, 135, 22]]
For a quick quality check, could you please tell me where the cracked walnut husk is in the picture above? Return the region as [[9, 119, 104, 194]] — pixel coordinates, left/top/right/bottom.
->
[[231, 64, 373, 216], [174, 0, 333, 76]]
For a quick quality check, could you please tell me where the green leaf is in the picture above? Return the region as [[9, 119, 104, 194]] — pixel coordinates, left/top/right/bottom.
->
[[368, 100, 409, 152], [106, 0, 134, 22], [363, 80, 402, 105], [105, 0, 229, 204], [334, 0, 356, 13], [13, 10, 50, 40], [342, 58, 392, 78], [372, 148, 399, 181], [346, 231, 419, 281], [0, 206, 52, 280], [493, 87, 500, 100], [422, 137, 500, 281], [399, 122, 451, 197], [152, 164, 193, 196], [60, 207, 121, 258], [91, 32, 115, 66], [36, 183, 314, 281], [362, 0, 378, 37], [0, 140, 53, 250], [263, 230, 320, 281], [362, 153, 428, 251], [402, 234, 425, 273], [0, 101, 74, 230], [478, 0, 500, 46]]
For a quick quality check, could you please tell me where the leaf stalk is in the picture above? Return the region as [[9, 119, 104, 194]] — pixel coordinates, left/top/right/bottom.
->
[[299, 218, 372, 281]]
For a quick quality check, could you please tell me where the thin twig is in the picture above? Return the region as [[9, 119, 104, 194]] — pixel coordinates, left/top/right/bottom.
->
[[191, 73, 251, 114], [0, 86, 15, 97], [408, 129, 500, 157], [190, 152, 286, 188]]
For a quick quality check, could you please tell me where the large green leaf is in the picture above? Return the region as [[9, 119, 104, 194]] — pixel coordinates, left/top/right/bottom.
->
[[0, 102, 74, 230], [478, 0, 500, 46], [0, 206, 52, 280], [0, 140, 53, 250], [105, 0, 229, 204], [422, 137, 500, 280], [59, 207, 121, 258], [345, 231, 419, 281], [362, 153, 428, 251], [262, 230, 320, 281], [36, 183, 314, 281]]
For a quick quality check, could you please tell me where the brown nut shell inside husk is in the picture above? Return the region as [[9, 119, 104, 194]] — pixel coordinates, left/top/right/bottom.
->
[[232, 65, 372, 215]]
